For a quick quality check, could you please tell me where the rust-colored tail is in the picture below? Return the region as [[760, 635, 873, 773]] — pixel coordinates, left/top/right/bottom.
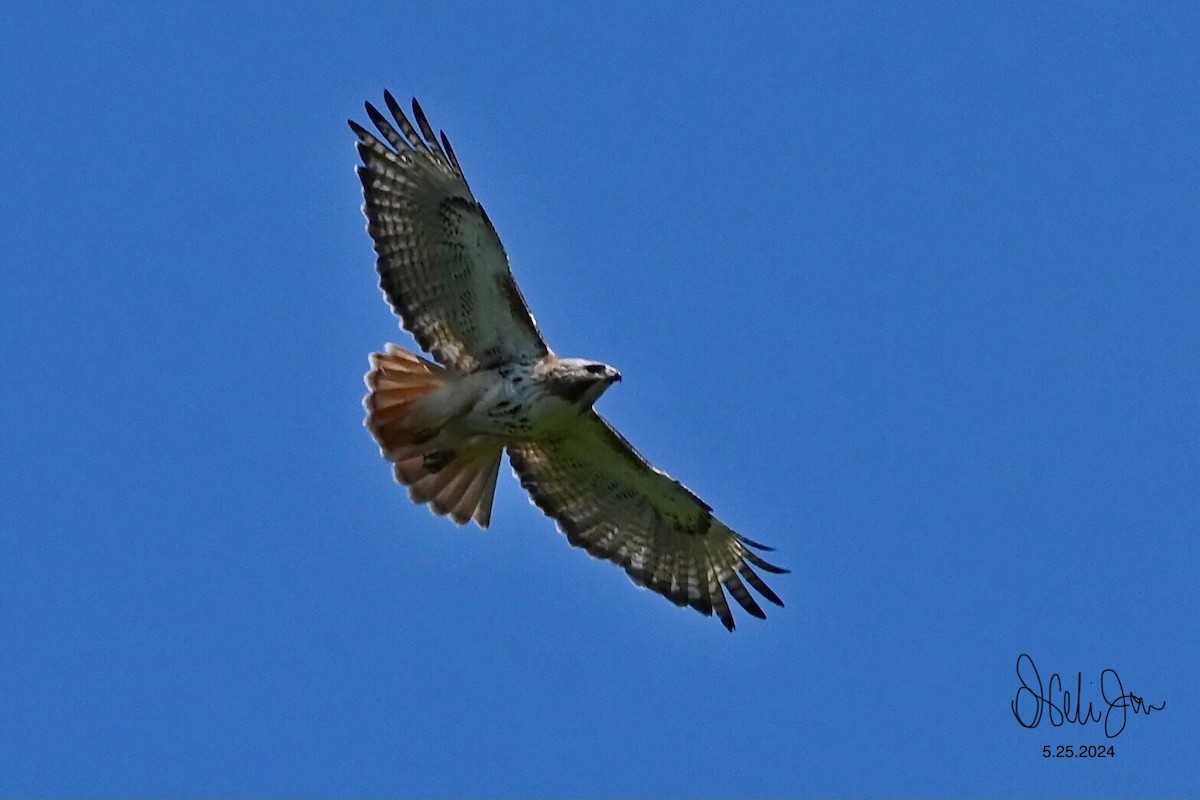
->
[[364, 344, 448, 458], [364, 344, 502, 528], [394, 444, 503, 527]]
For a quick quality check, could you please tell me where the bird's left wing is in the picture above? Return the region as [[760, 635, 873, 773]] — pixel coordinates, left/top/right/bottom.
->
[[350, 92, 549, 371], [507, 413, 786, 631]]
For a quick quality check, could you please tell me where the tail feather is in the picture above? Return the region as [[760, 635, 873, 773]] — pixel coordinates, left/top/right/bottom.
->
[[367, 343, 502, 528], [396, 446, 503, 527], [468, 457, 501, 527], [364, 344, 447, 458]]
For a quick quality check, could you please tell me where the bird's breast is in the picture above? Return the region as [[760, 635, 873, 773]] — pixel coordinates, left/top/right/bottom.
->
[[468, 373, 575, 438]]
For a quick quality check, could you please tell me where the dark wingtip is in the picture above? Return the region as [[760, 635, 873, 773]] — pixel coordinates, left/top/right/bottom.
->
[[742, 601, 767, 620], [736, 533, 776, 552], [383, 90, 406, 121], [440, 130, 461, 170], [364, 101, 389, 131], [743, 548, 788, 575], [739, 563, 785, 608]]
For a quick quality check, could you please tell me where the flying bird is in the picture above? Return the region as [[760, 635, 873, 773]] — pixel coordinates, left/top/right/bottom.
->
[[350, 92, 786, 630]]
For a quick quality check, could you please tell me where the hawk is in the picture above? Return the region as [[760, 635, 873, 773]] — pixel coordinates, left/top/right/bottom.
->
[[350, 92, 786, 630]]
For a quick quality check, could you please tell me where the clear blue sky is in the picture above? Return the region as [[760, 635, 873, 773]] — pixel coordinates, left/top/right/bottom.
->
[[2, 2, 1196, 796]]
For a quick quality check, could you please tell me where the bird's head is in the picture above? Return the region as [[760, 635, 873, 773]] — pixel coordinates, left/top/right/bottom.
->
[[540, 358, 622, 408]]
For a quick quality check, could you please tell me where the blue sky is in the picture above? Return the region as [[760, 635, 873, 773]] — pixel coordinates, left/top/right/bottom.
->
[[1, 2, 1196, 796]]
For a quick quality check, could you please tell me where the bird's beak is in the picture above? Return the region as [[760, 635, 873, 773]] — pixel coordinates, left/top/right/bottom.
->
[[611, 371, 622, 383]]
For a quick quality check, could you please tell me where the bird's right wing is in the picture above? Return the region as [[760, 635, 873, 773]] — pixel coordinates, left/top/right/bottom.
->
[[507, 412, 786, 631]]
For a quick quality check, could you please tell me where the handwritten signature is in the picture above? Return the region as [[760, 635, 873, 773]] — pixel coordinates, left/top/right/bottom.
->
[[1011, 653, 1165, 738]]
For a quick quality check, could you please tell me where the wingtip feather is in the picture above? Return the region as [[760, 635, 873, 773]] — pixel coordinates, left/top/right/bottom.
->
[[739, 562, 784, 608], [743, 548, 789, 575], [736, 533, 776, 552]]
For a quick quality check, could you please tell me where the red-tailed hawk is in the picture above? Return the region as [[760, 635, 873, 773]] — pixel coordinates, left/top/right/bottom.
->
[[350, 92, 786, 630]]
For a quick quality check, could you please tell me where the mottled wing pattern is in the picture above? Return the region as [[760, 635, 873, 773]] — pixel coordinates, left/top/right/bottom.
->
[[350, 93, 548, 371], [507, 413, 786, 630]]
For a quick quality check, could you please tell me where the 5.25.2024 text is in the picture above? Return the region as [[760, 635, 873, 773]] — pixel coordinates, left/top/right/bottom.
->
[[1043, 744, 1114, 758]]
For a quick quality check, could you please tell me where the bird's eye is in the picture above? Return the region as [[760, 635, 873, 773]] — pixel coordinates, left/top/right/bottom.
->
[[585, 364, 607, 374]]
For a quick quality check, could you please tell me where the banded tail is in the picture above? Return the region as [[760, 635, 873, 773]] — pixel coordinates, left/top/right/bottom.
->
[[364, 344, 502, 527]]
